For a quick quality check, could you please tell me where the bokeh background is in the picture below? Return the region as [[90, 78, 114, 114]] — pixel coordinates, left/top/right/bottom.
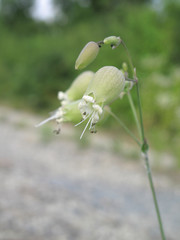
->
[[0, 0, 180, 239]]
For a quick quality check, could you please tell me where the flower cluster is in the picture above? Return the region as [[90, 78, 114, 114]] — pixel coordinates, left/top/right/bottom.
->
[[36, 36, 133, 138]]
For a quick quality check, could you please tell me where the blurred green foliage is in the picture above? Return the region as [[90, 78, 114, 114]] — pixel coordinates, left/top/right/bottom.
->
[[0, 0, 179, 163]]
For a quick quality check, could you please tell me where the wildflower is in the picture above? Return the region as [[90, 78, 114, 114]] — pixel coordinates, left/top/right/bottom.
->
[[103, 36, 121, 49], [75, 41, 99, 70], [58, 71, 94, 103], [36, 100, 82, 128], [76, 66, 125, 138]]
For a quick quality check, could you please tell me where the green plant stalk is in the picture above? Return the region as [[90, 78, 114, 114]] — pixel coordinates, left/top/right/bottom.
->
[[121, 39, 166, 240], [135, 81, 166, 240], [144, 152, 166, 240], [121, 40, 134, 77], [105, 108, 141, 146], [135, 82, 145, 143], [127, 92, 142, 142]]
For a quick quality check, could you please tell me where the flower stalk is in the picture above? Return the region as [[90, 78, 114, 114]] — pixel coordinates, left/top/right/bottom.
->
[[105, 107, 141, 146], [120, 40, 166, 240], [134, 79, 166, 240], [127, 92, 142, 141]]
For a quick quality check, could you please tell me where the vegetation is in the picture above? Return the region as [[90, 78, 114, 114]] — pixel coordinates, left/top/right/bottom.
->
[[0, 0, 179, 163]]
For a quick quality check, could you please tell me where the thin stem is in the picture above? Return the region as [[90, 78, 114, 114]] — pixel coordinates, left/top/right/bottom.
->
[[144, 153, 166, 240], [135, 80, 166, 240], [127, 92, 142, 142], [121, 38, 166, 239], [135, 81, 145, 143], [105, 108, 141, 146], [121, 40, 134, 76]]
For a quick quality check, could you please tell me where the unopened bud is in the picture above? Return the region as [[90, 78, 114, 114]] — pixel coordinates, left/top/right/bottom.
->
[[75, 41, 99, 70], [122, 62, 128, 72], [103, 36, 121, 49]]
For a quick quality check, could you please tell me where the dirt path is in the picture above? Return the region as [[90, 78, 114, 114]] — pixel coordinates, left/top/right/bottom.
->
[[0, 106, 179, 240]]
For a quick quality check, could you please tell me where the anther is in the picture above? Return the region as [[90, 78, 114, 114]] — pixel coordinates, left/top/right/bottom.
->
[[53, 128, 61, 135]]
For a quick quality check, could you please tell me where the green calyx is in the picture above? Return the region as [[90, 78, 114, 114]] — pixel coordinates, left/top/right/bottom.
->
[[85, 66, 125, 105], [66, 71, 94, 101], [62, 100, 82, 124]]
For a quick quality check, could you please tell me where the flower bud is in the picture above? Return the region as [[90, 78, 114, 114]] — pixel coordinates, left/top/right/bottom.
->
[[122, 62, 128, 72], [85, 66, 125, 105], [75, 41, 99, 70], [103, 36, 121, 49]]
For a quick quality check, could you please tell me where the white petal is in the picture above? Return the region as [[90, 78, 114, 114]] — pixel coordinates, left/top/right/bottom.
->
[[83, 95, 95, 103], [92, 104, 103, 115]]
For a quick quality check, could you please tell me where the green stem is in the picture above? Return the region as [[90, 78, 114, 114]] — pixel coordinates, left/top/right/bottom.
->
[[135, 82, 145, 143], [121, 40, 134, 77], [135, 80, 166, 240], [106, 108, 141, 146], [144, 152, 166, 240], [121, 38, 166, 240], [127, 92, 142, 142]]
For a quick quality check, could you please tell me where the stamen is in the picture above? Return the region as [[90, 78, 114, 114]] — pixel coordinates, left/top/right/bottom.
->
[[80, 115, 93, 139], [35, 115, 57, 127], [53, 128, 61, 135], [75, 113, 92, 127], [89, 112, 95, 130], [35, 108, 63, 127]]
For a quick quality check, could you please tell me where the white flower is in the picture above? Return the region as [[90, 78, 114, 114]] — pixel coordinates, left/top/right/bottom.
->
[[76, 66, 125, 139], [75, 95, 103, 139]]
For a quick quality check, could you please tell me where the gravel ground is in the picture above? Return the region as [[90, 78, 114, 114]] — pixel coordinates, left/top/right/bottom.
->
[[0, 106, 179, 240]]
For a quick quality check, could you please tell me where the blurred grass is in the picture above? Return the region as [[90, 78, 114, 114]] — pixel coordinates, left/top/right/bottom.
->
[[0, 2, 179, 164]]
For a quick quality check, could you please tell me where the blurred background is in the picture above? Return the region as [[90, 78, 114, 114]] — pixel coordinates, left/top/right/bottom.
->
[[0, 0, 180, 239]]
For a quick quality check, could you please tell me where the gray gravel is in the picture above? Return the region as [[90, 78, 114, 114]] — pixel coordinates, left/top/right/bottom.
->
[[0, 106, 179, 240]]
